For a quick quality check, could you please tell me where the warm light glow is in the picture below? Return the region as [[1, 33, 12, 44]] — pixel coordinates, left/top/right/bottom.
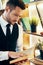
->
[[21, 8, 29, 17], [37, 3, 43, 22], [28, 4, 40, 19], [37, 23, 43, 34]]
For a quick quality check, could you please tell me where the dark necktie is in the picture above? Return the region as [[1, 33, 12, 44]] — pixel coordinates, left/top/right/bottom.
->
[[6, 24, 11, 37]]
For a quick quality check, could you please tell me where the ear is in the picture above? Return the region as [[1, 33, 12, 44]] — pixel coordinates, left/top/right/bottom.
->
[[5, 6, 10, 12]]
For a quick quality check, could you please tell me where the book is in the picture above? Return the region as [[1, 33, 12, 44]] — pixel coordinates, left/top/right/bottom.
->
[[10, 47, 34, 64], [10, 56, 28, 64]]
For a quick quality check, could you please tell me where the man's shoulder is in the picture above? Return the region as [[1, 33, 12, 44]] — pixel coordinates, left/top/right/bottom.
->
[[18, 24, 22, 29], [0, 16, 1, 25], [0, 16, 2, 24], [17, 24, 23, 31]]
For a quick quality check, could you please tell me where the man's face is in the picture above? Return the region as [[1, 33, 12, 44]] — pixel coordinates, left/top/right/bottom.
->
[[6, 6, 22, 25]]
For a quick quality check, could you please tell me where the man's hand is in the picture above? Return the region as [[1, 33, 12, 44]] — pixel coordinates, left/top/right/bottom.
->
[[8, 51, 28, 65], [8, 51, 24, 58], [15, 59, 28, 65]]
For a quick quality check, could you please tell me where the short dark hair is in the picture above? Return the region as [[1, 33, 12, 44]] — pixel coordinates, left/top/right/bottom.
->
[[6, 0, 25, 10]]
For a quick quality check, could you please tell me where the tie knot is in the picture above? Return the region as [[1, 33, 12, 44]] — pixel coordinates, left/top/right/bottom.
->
[[6, 24, 10, 28]]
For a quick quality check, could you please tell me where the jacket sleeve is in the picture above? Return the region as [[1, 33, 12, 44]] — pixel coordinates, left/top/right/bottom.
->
[[0, 51, 9, 61]]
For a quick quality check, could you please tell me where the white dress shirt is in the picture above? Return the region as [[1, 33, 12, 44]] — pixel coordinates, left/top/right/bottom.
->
[[0, 16, 23, 61]]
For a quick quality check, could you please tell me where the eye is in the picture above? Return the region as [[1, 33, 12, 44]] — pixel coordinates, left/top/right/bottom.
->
[[14, 14, 21, 18]]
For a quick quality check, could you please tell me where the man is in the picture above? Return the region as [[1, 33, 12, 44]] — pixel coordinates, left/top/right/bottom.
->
[[0, 0, 25, 65]]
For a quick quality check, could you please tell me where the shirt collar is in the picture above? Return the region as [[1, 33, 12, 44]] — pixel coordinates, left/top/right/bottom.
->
[[0, 15, 9, 27]]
